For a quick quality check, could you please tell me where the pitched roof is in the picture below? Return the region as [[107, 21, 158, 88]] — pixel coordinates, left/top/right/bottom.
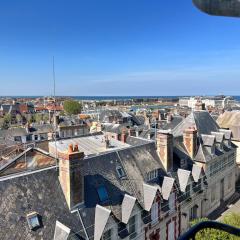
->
[[0, 168, 83, 240], [173, 111, 220, 137]]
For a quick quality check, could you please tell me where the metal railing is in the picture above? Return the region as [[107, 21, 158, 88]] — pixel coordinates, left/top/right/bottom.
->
[[178, 221, 240, 240]]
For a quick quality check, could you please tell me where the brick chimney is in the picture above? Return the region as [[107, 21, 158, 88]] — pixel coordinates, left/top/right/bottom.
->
[[166, 114, 173, 123], [128, 128, 136, 137], [195, 100, 205, 111], [183, 127, 198, 159], [59, 144, 85, 209], [156, 130, 173, 172], [96, 122, 102, 132], [121, 129, 127, 143]]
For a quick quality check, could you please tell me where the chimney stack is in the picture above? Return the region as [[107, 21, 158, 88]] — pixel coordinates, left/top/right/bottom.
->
[[59, 144, 85, 209], [96, 122, 102, 132], [156, 130, 173, 172], [121, 129, 127, 143], [195, 100, 205, 111], [183, 127, 198, 159], [128, 128, 136, 137], [167, 114, 173, 123], [54, 115, 60, 127], [73, 144, 79, 152]]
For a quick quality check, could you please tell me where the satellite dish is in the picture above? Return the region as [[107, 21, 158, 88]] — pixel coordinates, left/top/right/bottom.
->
[[193, 0, 240, 17]]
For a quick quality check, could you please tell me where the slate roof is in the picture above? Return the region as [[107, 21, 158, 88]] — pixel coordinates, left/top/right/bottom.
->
[[172, 111, 220, 137], [29, 124, 54, 134], [0, 168, 83, 240], [78, 142, 168, 239], [99, 110, 123, 122], [172, 111, 236, 163], [102, 123, 126, 134], [159, 116, 184, 131]]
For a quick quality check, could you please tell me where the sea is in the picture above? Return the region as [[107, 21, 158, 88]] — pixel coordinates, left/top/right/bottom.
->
[[1, 96, 240, 101]]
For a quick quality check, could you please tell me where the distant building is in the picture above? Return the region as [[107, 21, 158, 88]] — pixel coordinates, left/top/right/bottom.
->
[[179, 96, 235, 109]]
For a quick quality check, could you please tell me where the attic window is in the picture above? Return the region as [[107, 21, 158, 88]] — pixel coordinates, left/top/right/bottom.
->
[[116, 166, 126, 178], [147, 169, 159, 181], [97, 186, 109, 202], [27, 212, 40, 230]]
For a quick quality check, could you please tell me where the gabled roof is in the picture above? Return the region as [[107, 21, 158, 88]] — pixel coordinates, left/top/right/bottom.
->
[[173, 111, 220, 137]]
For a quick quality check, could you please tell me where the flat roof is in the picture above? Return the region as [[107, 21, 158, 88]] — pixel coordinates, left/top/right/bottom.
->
[[49, 134, 130, 156]]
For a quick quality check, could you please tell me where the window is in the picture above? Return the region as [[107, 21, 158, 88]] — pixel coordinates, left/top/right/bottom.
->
[[97, 186, 109, 202], [211, 184, 216, 203], [228, 173, 233, 190], [180, 159, 187, 168], [169, 192, 175, 213], [151, 202, 159, 224], [128, 215, 136, 239], [27, 212, 40, 230], [147, 169, 158, 181], [189, 205, 198, 221], [102, 228, 112, 240], [168, 221, 175, 240], [116, 166, 125, 178], [185, 184, 191, 199]]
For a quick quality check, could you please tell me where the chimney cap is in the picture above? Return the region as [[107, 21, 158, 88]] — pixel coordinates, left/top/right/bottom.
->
[[158, 129, 172, 135]]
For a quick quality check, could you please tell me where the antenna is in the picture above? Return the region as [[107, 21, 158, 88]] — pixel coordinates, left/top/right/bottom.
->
[[53, 56, 56, 101], [52, 56, 58, 163]]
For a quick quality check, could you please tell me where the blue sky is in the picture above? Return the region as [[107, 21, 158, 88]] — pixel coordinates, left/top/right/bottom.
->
[[0, 0, 240, 96]]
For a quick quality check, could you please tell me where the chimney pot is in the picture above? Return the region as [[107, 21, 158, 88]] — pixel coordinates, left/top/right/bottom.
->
[[68, 144, 73, 153], [74, 144, 79, 152]]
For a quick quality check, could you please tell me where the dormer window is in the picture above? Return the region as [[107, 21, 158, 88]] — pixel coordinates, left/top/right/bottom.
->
[[27, 212, 41, 230], [180, 159, 187, 169], [97, 186, 109, 202], [116, 166, 126, 178], [147, 169, 159, 181]]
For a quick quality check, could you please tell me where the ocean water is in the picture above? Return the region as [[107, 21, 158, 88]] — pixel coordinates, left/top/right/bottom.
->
[[1, 96, 240, 101]]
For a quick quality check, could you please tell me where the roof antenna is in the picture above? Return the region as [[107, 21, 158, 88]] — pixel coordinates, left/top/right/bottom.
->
[[52, 56, 58, 166]]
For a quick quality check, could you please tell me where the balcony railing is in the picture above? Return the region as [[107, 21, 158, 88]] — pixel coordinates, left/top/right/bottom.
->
[[178, 221, 240, 240]]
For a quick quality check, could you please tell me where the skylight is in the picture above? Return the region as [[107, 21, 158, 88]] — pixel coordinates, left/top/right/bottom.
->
[[116, 166, 126, 178], [27, 212, 41, 230], [97, 186, 109, 202]]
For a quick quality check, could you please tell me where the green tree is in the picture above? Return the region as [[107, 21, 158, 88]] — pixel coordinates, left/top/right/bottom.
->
[[0, 114, 12, 129], [42, 113, 49, 123], [16, 114, 23, 124], [35, 113, 43, 123], [63, 100, 82, 115], [190, 214, 240, 240], [25, 114, 36, 124]]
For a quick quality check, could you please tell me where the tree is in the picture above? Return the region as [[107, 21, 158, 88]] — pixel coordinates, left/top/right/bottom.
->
[[0, 114, 12, 129], [35, 113, 43, 123], [16, 114, 23, 124], [63, 100, 82, 115], [190, 213, 240, 240], [42, 113, 49, 123], [25, 114, 36, 124]]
